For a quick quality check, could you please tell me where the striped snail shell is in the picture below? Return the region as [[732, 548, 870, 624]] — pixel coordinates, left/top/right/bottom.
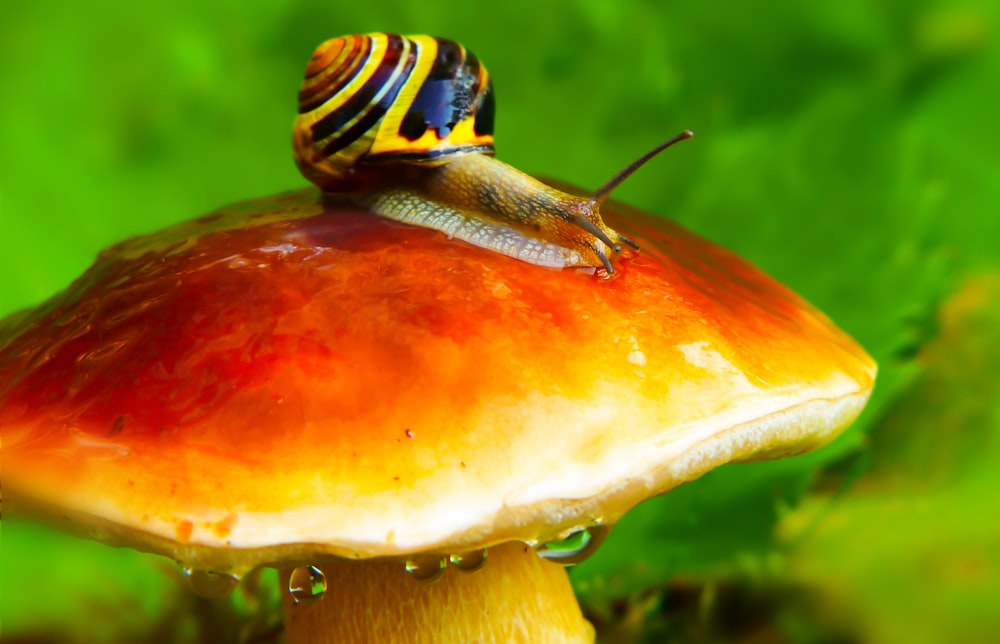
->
[[293, 33, 495, 192], [293, 33, 692, 273]]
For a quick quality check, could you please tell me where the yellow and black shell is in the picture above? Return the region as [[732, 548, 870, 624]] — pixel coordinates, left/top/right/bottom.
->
[[293, 33, 496, 191]]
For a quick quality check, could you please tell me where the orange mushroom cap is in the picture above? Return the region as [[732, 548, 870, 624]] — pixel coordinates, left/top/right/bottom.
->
[[1, 188, 875, 578]]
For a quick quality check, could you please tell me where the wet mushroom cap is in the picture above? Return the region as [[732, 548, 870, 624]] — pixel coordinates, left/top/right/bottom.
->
[[1, 188, 875, 576]]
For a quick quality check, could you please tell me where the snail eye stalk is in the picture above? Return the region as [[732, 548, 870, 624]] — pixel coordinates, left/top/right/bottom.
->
[[588, 130, 694, 210]]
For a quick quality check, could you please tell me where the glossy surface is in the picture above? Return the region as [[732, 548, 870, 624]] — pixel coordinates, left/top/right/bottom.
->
[[1, 188, 875, 573]]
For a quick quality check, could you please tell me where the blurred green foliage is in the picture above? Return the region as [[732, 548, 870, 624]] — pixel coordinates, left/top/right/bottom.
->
[[2, 0, 998, 642]]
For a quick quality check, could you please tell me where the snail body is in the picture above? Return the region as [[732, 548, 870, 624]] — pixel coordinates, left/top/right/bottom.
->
[[360, 154, 624, 269], [293, 32, 690, 273]]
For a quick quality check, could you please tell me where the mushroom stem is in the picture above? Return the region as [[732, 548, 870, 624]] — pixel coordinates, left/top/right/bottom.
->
[[280, 541, 593, 643]]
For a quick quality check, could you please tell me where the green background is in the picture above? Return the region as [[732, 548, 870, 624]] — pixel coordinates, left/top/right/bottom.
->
[[2, 0, 999, 641]]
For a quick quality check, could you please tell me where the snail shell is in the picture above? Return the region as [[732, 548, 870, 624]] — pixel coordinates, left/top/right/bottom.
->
[[294, 33, 690, 273], [293, 33, 495, 192]]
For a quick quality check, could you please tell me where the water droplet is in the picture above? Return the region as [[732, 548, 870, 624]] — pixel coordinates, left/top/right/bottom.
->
[[288, 565, 327, 605], [405, 556, 445, 583], [536, 525, 610, 566], [449, 549, 487, 573], [182, 568, 240, 598]]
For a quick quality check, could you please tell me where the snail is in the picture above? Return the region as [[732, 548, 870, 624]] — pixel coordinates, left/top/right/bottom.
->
[[293, 32, 692, 273]]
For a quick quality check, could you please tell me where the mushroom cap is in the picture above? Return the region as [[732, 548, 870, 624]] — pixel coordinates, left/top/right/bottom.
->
[[1, 188, 875, 576]]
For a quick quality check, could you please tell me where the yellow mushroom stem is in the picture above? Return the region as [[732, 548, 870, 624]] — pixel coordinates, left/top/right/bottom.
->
[[280, 541, 594, 643]]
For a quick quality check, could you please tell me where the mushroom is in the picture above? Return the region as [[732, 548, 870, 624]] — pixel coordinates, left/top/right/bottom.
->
[[1, 188, 875, 642]]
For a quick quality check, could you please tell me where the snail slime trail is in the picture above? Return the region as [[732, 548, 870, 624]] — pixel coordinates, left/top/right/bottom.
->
[[293, 32, 693, 273]]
